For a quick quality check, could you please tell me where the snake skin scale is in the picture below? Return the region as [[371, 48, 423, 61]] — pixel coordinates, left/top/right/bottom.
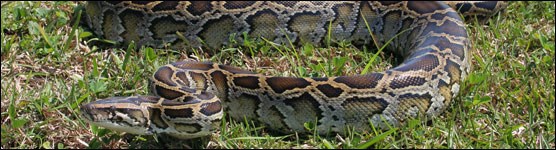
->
[[80, 1, 508, 139]]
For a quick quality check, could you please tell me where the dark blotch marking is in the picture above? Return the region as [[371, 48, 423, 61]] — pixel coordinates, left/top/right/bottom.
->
[[332, 115, 339, 121], [407, 1, 445, 14], [149, 108, 169, 129], [316, 84, 343, 98], [198, 15, 236, 48], [399, 93, 432, 100], [155, 85, 183, 100], [233, 76, 260, 89], [398, 93, 433, 112], [152, 1, 179, 11], [117, 9, 145, 44], [464, 15, 487, 23], [389, 75, 427, 89], [282, 93, 324, 125], [189, 72, 208, 89], [333, 73, 383, 89], [267, 105, 288, 131], [219, 65, 255, 74], [387, 92, 396, 97], [394, 54, 439, 72], [181, 96, 195, 103], [327, 2, 355, 34], [283, 93, 317, 108], [163, 108, 194, 118], [222, 1, 257, 9], [154, 66, 177, 86], [454, 3, 473, 13], [175, 71, 190, 86], [312, 77, 328, 81], [438, 79, 448, 87], [285, 10, 322, 44], [141, 96, 162, 102], [327, 105, 336, 111], [200, 101, 222, 116], [187, 1, 212, 16], [160, 98, 199, 106], [245, 9, 280, 39], [266, 77, 311, 93], [382, 10, 403, 34], [474, 1, 498, 10], [172, 61, 213, 70], [197, 91, 216, 100], [232, 93, 262, 119], [210, 71, 229, 101], [149, 16, 189, 40], [342, 96, 389, 115]]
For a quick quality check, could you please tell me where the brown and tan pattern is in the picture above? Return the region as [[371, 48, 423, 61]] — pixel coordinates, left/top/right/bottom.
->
[[80, 1, 508, 139]]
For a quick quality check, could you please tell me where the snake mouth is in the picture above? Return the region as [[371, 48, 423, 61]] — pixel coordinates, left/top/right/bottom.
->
[[79, 97, 155, 135]]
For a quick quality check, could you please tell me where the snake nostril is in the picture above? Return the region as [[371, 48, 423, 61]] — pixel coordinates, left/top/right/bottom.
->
[[79, 105, 95, 121], [80, 104, 92, 114]]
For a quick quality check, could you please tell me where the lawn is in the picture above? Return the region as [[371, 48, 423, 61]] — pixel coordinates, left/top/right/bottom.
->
[[1, 1, 554, 149]]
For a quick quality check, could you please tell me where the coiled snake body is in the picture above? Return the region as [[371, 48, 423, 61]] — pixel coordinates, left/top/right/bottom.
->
[[80, 1, 508, 139]]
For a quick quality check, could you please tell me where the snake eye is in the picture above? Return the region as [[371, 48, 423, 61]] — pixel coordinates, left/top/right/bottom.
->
[[109, 106, 117, 114]]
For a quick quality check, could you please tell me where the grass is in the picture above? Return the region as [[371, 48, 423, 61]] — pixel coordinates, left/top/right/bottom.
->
[[1, 1, 554, 149]]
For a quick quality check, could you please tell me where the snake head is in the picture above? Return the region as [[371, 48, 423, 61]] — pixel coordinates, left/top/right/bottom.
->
[[80, 96, 158, 136], [80, 94, 224, 139]]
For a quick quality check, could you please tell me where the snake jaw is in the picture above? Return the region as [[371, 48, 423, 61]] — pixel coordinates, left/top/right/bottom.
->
[[80, 95, 222, 139], [80, 97, 155, 135]]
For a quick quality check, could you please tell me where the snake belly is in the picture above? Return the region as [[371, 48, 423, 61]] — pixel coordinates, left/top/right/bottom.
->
[[80, 1, 508, 139]]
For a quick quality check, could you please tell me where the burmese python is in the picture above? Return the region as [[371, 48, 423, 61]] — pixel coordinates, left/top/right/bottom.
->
[[80, 1, 508, 139]]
